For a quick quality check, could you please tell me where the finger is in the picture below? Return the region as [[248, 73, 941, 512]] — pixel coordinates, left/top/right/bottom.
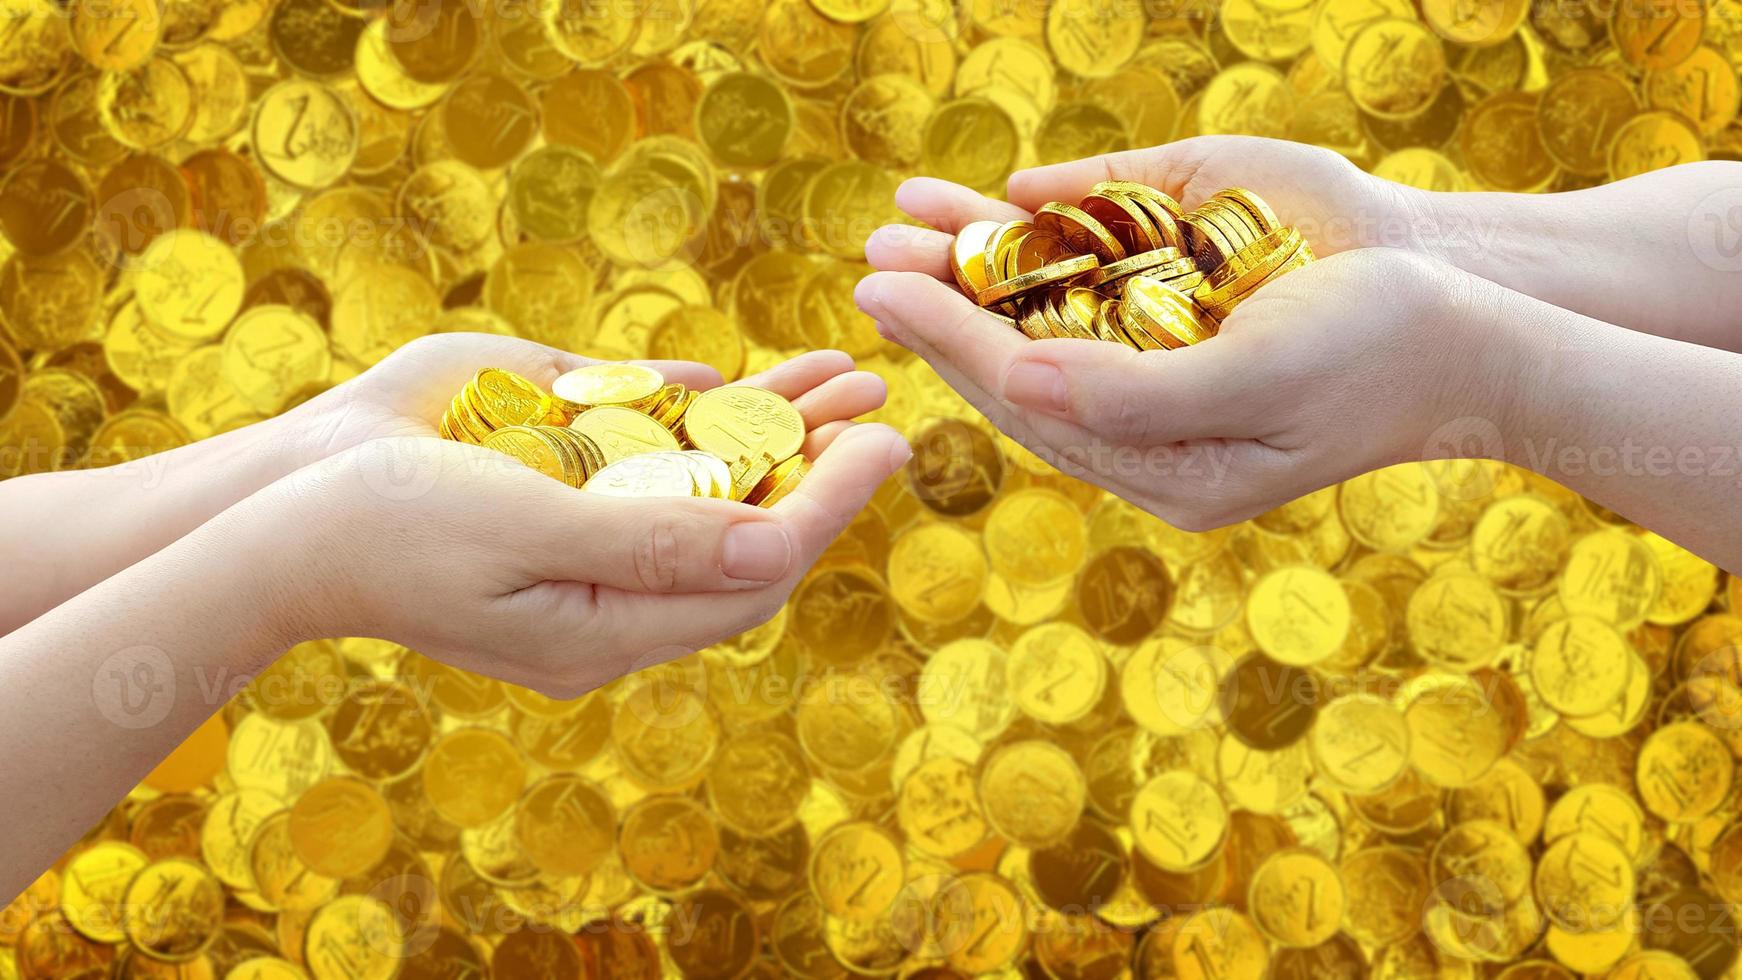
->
[[533, 495, 798, 594], [1007, 138, 1222, 211], [466, 337, 722, 392], [636, 360, 724, 391], [854, 271, 1028, 398], [791, 370, 887, 428], [772, 422, 911, 566], [734, 349, 856, 400], [865, 224, 954, 281], [895, 177, 1030, 232], [999, 336, 1258, 444], [801, 419, 855, 458]]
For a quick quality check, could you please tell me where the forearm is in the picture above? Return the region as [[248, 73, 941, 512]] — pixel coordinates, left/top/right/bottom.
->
[[1485, 284, 1742, 571], [1402, 162, 1742, 352], [0, 411, 318, 635], [0, 495, 292, 898]]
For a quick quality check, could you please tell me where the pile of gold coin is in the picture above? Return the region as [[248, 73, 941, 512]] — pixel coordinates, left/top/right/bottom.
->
[[2, 0, 1740, 976], [953, 184, 1314, 349], [441, 364, 807, 505]]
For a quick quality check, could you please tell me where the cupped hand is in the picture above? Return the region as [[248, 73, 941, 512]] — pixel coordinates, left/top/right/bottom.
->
[[864, 136, 1414, 284], [858, 240, 1521, 530], [282, 334, 888, 465], [255, 362, 908, 698]]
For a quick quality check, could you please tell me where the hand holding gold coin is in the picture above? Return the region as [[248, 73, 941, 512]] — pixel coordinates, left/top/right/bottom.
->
[[275, 331, 728, 468], [858, 149, 1539, 532], [253, 346, 906, 698]]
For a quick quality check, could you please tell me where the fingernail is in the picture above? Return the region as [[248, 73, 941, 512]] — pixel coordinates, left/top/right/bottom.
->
[[853, 277, 884, 316], [1003, 361, 1068, 414], [722, 522, 793, 582]]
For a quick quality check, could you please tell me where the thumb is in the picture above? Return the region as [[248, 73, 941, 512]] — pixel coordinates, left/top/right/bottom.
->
[[532, 495, 799, 594], [999, 337, 1259, 445], [772, 422, 911, 568]]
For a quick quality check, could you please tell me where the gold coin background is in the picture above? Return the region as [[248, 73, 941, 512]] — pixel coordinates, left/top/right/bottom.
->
[[0, 1, 1739, 978]]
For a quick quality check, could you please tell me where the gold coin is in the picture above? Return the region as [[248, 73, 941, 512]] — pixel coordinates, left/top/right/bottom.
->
[[303, 894, 400, 980], [1609, 110, 1706, 182], [515, 773, 615, 879], [62, 840, 149, 943], [1646, 46, 1740, 137], [1421, 0, 1529, 44], [1402, 673, 1509, 787], [1343, 18, 1447, 119], [840, 73, 934, 168], [697, 71, 794, 168], [252, 79, 359, 190], [1373, 147, 1468, 191], [220, 305, 330, 414], [1535, 832, 1634, 932], [1472, 494, 1571, 594], [96, 56, 193, 150], [421, 728, 525, 829], [1173, 907, 1270, 980], [923, 98, 1020, 192], [936, 872, 1029, 973], [1122, 636, 1229, 736], [1007, 622, 1107, 725], [1309, 692, 1410, 794], [287, 776, 394, 880], [681, 384, 805, 464], [1248, 848, 1346, 947], [1406, 572, 1508, 670], [1637, 721, 1734, 823], [1034, 201, 1127, 262], [1198, 62, 1295, 140], [810, 822, 904, 921], [582, 451, 700, 497], [1130, 770, 1226, 871], [1539, 68, 1641, 177], [0, 159, 93, 257], [1612, 0, 1704, 70], [569, 405, 682, 466], [1462, 92, 1558, 192], [917, 638, 1017, 740], [1530, 616, 1631, 717], [1340, 846, 1431, 947], [979, 739, 1086, 848], [1246, 566, 1351, 666], [553, 363, 666, 408], [442, 71, 538, 171], [982, 488, 1087, 588], [120, 858, 223, 960], [897, 756, 988, 858], [888, 521, 988, 625]]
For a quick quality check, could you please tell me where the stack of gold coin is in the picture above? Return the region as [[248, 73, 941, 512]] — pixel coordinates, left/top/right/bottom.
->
[[952, 185, 1314, 347], [1180, 187, 1282, 269], [438, 368, 558, 444], [477, 424, 606, 490], [584, 450, 735, 499], [442, 364, 809, 505], [1195, 226, 1317, 324]]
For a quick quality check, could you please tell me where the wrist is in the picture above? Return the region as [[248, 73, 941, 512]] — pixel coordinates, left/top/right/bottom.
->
[[1419, 270, 1577, 473], [1391, 185, 1575, 293], [204, 468, 345, 657]]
